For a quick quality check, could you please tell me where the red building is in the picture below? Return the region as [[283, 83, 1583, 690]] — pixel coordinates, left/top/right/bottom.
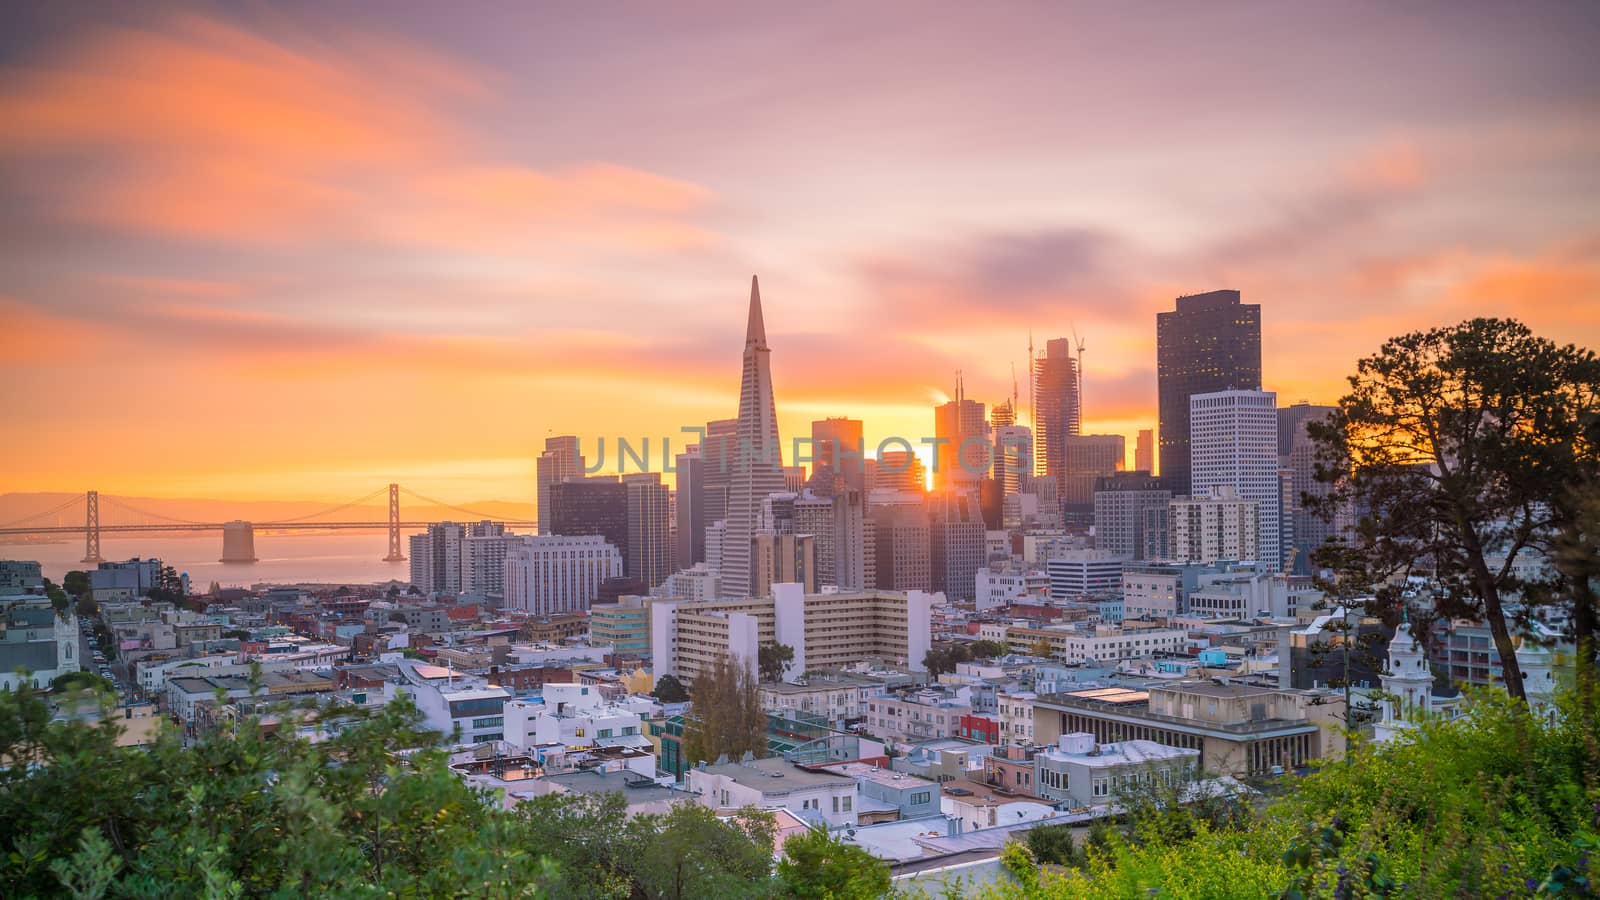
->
[[957, 714, 1000, 744]]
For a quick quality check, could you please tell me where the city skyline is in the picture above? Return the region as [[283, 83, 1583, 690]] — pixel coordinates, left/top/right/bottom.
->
[[2, 3, 1598, 503]]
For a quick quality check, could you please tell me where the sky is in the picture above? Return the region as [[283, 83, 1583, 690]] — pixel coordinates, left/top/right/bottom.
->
[[1, 1, 1597, 505]]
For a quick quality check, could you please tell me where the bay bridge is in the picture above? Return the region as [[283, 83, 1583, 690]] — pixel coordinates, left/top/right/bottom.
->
[[0, 485, 535, 563]]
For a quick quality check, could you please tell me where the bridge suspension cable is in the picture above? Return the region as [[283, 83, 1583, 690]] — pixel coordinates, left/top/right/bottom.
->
[[0, 493, 86, 529], [258, 487, 389, 525], [97, 495, 207, 526], [397, 487, 524, 522]]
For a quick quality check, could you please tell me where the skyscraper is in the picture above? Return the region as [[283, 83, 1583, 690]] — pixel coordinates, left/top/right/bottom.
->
[[1060, 433, 1126, 519], [1278, 402, 1344, 574], [1134, 429, 1154, 474], [810, 417, 865, 496], [992, 425, 1033, 498], [536, 436, 585, 533], [1093, 472, 1169, 561], [933, 374, 987, 490], [674, 445, 705, 568], [875, 451, 925, 493], [1035, 337, 1081, 487], [1156, 290, 1262, 497], [928, 490, 985, 601], [722, 276, 786, 598], [700, 417, 738, 530], [1189, 389, 1280, 570], [623, 472, 672, 589], [548, 477, 629, 571]]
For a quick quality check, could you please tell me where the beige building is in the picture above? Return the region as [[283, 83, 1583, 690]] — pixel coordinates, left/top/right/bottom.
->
[[1034, 681, 1345, 777], [752, 533, 816, 598], [1167, 487, 1259, 566], [999, 622, 1187, 663], [651, 586, 935, 685]]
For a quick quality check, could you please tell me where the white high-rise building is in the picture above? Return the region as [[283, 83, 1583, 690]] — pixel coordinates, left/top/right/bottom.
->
[[503, 535, 623, 616], [722, 276, 786, 599], [1167, 487, 1260, 565], [1189, 389, 1281, 571], [463, 529, 517, 597]]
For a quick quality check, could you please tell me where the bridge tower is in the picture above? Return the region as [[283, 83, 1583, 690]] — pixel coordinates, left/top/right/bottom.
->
[[82, 490, 103, 563], [384, 483, 406, 561]]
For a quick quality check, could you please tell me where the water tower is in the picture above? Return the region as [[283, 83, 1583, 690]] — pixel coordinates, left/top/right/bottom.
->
[[220, 520, 259, 563]]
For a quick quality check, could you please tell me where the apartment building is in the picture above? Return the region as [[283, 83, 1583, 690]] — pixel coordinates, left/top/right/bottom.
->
[[862, 689, 972, 746], [651, 585, 935, 684]]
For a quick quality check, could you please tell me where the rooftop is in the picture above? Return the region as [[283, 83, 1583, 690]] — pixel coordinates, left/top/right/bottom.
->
[[695, 756, 855, 792]]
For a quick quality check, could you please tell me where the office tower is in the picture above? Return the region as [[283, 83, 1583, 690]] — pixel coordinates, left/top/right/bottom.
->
[[992, 425, 1033, 498], [1156, 290, 1262, 496], [1168, 486, 1260, 565], [876, 451, 925, 493], [751, 532, 815, 598], [1060, 434, 1126, 521], [1047, 549, 1130, 598], [723, 276, 786, 599], [831, 488, 872, 590], [548, 477, 629, 571], [870, 499, 931, 592], [1093, 472, 1170, 560], [1190, 389, 1281, 570], [409, 521, 465, 593], [536, 436, 585, 534], [701, 417, 738, 528], [1278, 402, 1343, 575], [933, 375, 988, 490], [705, 520, 726, 573], [1135, 429, 1154, 474], [928, 491, 985, 602], [1034, 338, 1081, 485], [623, 473, 672, 589], [675, 445, 705, 567], [793, 491, 837, 586], [503, 535, 623, 615], [810, 417, 865, 496], [783, 466, 807, 493]]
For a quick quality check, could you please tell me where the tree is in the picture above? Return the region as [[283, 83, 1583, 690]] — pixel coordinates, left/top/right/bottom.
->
[[682, 655, 766, 767], [626, 803, 774, 899], [651, 674, 689, 704], [1023, 823, 1080, 868], [1028, 638, 1055, 659], [757, 642, 794, 684], [776, 827, 891, 898], [970, 639, 1010, 659], [922, 643, 973, 678], [62, 570, 90, 600], [1307, 318, 1600, 703]]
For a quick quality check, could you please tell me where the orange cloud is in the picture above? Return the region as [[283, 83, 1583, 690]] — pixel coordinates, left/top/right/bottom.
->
[[0, 15, 716, 251]]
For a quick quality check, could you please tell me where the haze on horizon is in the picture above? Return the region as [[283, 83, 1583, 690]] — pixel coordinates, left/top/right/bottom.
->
[[2, 2, 1597, 505]]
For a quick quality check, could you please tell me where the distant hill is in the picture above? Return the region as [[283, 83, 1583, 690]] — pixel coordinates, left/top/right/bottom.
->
[[0, 492, 538, 528]]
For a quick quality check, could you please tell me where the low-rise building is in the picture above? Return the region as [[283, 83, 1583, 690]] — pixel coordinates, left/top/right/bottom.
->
[[1033, 732, 1200, 808], [1034, 681, 1344, 777], [862, 689, 972, 747], [824, 762, 943, 823], [686, 756, 859, 828]]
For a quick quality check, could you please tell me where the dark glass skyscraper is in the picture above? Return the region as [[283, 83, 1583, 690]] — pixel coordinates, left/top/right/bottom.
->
[[548, 478, 629, 571], [1156, 290, 1261, 497]]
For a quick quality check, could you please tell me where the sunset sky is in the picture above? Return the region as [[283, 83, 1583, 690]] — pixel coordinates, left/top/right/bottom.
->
[[2, 2, 1597, 505]]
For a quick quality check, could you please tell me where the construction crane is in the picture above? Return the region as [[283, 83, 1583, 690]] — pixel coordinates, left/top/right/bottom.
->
[[1070, 325, 1087, 431]]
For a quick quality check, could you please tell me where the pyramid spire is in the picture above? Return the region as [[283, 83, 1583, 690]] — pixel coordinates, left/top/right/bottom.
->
[[745, 275, 766, 349]]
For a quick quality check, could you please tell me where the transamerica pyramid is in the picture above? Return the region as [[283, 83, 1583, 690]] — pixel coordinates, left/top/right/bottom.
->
[[720, 275, 785, 598]]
